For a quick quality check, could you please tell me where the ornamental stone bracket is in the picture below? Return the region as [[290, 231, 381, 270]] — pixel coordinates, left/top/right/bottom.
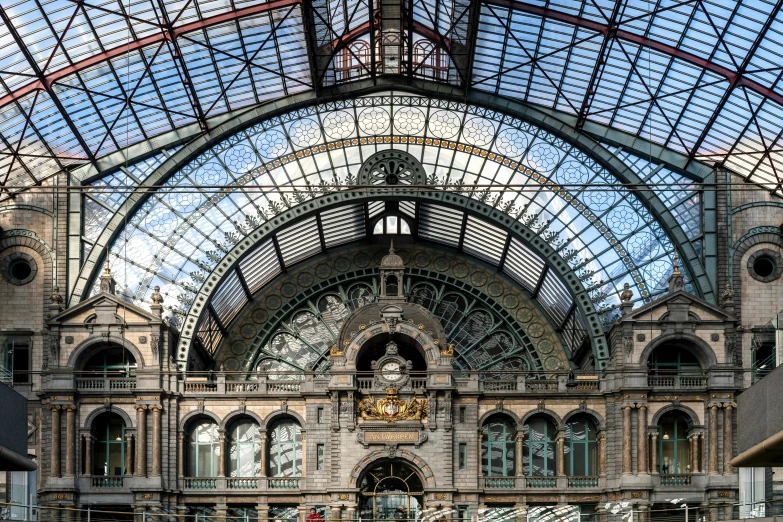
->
[[356, 426, 429, 449]]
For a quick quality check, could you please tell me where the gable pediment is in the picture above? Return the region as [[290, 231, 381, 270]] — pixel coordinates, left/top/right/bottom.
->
[[622, 289, 735, 324], [49, 292, 159, 326]]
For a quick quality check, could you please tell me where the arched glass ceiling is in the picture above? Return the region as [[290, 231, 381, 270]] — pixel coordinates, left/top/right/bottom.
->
[[86, 93, 699, 340], [2, 0, 783, 196]]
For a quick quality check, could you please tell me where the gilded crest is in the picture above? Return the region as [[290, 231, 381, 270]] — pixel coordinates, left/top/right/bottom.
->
[[357, 389, 427, 422], [329, 344, 344, 357]]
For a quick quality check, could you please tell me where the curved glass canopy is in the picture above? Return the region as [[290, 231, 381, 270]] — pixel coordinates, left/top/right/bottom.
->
[[80, 93, 701, 373], [1, 0, 782, 196]]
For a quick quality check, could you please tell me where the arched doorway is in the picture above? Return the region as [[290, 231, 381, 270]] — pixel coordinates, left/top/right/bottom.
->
[[358, 460, 424, 521]]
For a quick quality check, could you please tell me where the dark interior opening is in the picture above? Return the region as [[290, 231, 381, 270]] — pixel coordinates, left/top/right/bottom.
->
[[356, 334, 427, 373]]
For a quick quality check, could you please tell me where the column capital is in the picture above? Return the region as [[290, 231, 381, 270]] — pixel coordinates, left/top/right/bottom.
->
[[149, 404, 163, 412], [136, 404, 148, 411]]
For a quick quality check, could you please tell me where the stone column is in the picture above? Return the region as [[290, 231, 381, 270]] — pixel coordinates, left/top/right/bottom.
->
[[218, 431, 226, 477], [556, 432, 565, 477], [177, 434, 185, 477], [622, 405, 632, 475], [477, 430, 483, 478], [637, 406, 648, 474], [65, 406, 76, 477], [724, 404, 734, 474], [689, 434, 696, 474], [151, 405, 162, 477], [709, 405, 719, 475], [50, 407, 61, 477], [697, 433, 704, 473], [84, 435, 93, 476], [300, 434, 306, 476], [345, 506, 357, 522], [260, 435, 268, 477], [136, 405, 147, 477], [126, 435, 133, 475], [650, 432, 658, 474], [515, 434, 523, 476], [597, 432, 606, 476]]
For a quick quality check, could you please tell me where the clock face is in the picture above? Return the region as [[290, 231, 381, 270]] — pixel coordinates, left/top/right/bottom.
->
[[381, 361, 402, 381]]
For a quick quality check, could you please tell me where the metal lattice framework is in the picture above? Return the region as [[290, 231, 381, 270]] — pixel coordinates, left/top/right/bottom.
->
[[1, 0, 783, 195]]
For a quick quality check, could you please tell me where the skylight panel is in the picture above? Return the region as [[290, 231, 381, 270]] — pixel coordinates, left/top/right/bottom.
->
[[462, 215, 507, 265], [277, 217, 322, 266], [418, 204, 463, 247], [368, 201, 385, 218], [503, 237, 545, 293], [537, 270, 573, 325], [320, 205, 366, 247], [196, 311, 223, 355], [239, 239, 281, 294], [400, 201, 416, 219], [211, 269, 248, 326]]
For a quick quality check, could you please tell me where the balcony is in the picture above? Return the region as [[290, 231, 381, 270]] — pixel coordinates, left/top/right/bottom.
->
[[483, 477, 515, 488], [182, 476, 303, 492], [91, 476, 124, 488], [567, 476, 598, 487], [77, 377, 136, 392], [659, 474, 692, 486], [647, 375, 708, 389], [526, 477, 557, 488], [183, 478, 217, 489]]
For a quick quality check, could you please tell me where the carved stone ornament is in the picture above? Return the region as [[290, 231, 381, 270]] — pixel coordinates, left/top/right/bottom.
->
[[622, 335, 634, 355], [711, 333, 720, 342], [150, 335, 160, 360], [329, 344, 344, 357], [636, 333, 646, 342], [64, 336, 74, 345], [139, 336, 147, 344], [357, 388, 427, 422], [49, 333, 60, 366], [440, 343, 455, 356]]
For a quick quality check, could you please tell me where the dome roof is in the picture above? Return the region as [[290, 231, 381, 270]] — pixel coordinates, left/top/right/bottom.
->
[[380, 241, 405, 269]]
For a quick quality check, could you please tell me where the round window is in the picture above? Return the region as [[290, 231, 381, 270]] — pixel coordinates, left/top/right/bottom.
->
[[748, 249, 783, 283], [0, 252, 38, 286], [9, 259, 32, 281], [753, 255, 776, 278]]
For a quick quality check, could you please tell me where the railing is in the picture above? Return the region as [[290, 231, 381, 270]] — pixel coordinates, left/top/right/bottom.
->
[[227, 477, 258, 489], [78, 378, 136, 391], [484, 477, 515, 488], [573, 379, 599, 391], [358, 378, 373, 390], [526, 379, 558, 391], [527, 477, 557, 488], [184, 382, 216, 393], [660, 474, 692, 486], [268, 381, 301, 393], [567, 476, 598, 487], [648, 375, 707, 388], [226, 382, 259, 393], [482, 380, 516, 392], [410, 378, 427, 390], [184, 477, 217, 489], [268, 477, 300, 489], [91, 476, 124, 488]]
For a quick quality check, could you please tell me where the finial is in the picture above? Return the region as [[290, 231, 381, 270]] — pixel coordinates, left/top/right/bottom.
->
[[150, 285, 163, 304], [103, 251, 111, 276], [620, 283, 633, 303], [389, 238, 395, 254], [672, 252, 681, 276]]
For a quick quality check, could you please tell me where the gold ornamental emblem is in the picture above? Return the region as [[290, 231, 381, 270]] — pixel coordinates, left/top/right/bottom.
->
[[357, 388, 427, 422]]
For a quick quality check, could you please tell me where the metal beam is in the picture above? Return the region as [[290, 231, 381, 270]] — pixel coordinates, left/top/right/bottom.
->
[[0, 0, 302, 108], [480, 0, 783, 109]]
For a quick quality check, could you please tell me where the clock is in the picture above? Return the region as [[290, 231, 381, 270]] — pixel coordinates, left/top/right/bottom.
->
[[381, 361, 402, 381]]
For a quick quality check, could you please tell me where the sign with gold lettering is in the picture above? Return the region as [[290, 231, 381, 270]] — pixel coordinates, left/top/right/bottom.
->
[[357, 429, 428, 448], [364, 431, 419, 442]]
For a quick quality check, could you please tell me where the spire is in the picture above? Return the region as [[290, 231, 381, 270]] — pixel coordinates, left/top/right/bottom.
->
[[389, 238, 395, 254], [668, 253, 685, 294], [99, 251, 116, 295]]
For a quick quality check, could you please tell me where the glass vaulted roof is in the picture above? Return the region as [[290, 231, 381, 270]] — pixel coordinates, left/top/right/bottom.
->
[[2, 0, 783, 195], [85, 93, 699, 358]]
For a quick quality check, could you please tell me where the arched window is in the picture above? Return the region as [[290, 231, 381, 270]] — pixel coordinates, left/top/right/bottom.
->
[[658, 413, 690, 474], [373, 215, 412, 235], [648, 346, 701, 375], [564, 417, 598, 476], [523, 416, 557, 477], [188, 421, 220, 477], [84, 347, 136, 377], [229, 419, 261, 477], [92, 413, 126, 476], [268, 419, 302, 477], [481, 415, 515, 476], [385, 275, 399, 297]]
